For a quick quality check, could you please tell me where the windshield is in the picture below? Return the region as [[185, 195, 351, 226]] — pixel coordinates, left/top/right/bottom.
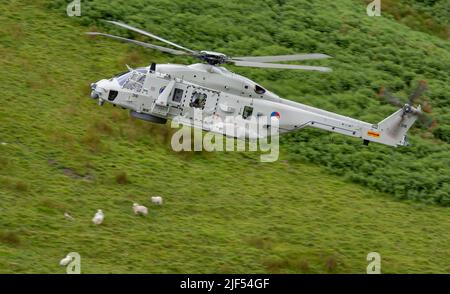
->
[[116, 68, 148, 86]]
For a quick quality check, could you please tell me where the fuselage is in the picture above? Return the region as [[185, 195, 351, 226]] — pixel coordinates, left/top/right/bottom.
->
[[156, 63, 281, 102], [90, 63, 415, 147]]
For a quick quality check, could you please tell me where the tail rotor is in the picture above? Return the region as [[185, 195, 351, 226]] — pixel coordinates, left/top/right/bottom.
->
[[379, 81, 435, 129]]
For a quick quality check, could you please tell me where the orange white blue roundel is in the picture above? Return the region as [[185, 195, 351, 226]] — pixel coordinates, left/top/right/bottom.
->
[[271, 111, 281, 119]]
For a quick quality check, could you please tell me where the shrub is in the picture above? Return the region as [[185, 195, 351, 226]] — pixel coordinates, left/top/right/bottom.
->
[[325, 256, 338, 272], [0, 231, 21, 246], [433, 126, 450, 143], [14, 181, 28, 192], [115, 171, 129, 184]]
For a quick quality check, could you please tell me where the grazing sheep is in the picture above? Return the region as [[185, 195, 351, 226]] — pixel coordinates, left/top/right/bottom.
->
[[151, 196, 163, 205], [0, 142, 7, 146], [132, 203, 148, 216], [59, 254, 73, 266], [92, 209, 104, 225], [64, 212, 74, 221]]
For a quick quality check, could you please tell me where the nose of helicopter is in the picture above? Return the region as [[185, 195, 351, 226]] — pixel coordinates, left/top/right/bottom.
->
[[90, 79, 109, 100], [90, 83, 99, 99]]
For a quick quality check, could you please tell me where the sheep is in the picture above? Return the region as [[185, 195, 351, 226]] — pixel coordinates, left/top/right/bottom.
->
[[132, 203, 148, 216], [64, 212, 74, 221], [59, 254, 73, 266], [151, 196, 163, 205], [92, 209, 104, 225]]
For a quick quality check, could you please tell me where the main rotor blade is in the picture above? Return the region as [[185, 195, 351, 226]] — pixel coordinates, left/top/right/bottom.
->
[[232, 53, 331, 63], [230, 60, 332, 72], [105, 20, 197, 54], [86, 32, 188, 55]]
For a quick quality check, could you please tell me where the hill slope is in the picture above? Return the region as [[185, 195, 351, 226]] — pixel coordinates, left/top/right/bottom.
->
[[50, 0, 450, 206], [0, 0, 449, 273]]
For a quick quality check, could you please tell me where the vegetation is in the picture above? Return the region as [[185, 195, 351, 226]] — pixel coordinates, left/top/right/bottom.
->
[[0, 0, 449, 273], [48, 0, 450, 205], [380, 0, 449, 39]]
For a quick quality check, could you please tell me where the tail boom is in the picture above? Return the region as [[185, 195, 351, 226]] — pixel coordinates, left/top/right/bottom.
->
[[273, 99, 420, 147]]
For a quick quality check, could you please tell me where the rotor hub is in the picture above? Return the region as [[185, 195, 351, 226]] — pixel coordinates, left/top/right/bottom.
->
[[197, 51, 229, 65]]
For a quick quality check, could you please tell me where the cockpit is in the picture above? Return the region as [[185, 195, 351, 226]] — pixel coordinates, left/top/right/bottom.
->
[[115, 68, 148, 87]]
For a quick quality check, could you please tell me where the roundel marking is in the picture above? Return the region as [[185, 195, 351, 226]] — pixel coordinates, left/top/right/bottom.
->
[[271, 111, 281, 119]]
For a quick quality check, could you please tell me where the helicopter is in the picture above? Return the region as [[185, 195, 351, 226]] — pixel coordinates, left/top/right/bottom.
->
[[87, 20, 423, 147]]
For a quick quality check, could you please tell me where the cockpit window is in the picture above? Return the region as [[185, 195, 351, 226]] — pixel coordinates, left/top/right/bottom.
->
[[116, 68, 148, 87], [123, 72, 146, 92], [135, 68, 148, 74], [117, 68, 148, 91], [117, 72, 131, 86], [114, 71, 129, 78], [255, 85, 266, 95]]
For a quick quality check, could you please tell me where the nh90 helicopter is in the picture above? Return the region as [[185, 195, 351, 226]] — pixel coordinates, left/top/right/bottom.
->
[[88, 21, 423, 147]]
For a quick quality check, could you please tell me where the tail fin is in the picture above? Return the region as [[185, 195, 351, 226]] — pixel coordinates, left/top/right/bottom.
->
[[363, 105, 421, 147]]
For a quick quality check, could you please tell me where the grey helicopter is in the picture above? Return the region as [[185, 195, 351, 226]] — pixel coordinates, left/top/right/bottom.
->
[[88, 20, 424, 147]]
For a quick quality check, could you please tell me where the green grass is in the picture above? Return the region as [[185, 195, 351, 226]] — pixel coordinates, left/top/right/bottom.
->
[[48, 0, 450, 205], [0, 0, 449, 273]]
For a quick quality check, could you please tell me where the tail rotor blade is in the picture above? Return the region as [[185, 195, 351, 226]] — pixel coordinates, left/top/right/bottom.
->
[[379, 87, 404, 107], [408, 80, 428, 105]]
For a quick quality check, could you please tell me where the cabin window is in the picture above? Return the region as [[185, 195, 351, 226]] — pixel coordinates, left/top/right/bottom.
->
[[190, 92, 207, 109], [255, 85, 266, 95], [172, 88, 184, 103], [242, 106, 253, 119]]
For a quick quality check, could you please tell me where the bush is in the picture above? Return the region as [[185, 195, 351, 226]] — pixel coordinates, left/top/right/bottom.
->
[[14, 181, 28, 192], [433, 126, 450, 143], [0, 231, 21, 246], [115, 171, 129, 184]]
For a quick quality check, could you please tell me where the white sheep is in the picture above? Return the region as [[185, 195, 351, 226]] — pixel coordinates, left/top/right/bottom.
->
[[92, 209, 104, 225], [151, 196, 163, 205], [64, 212, 74, 221], [59, 254, 73, 266], [132, 203, 148, 216]]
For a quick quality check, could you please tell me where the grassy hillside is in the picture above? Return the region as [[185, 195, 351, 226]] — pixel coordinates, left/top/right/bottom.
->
[[0, 0, 449, 273], [49, 0, 450, 206]]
